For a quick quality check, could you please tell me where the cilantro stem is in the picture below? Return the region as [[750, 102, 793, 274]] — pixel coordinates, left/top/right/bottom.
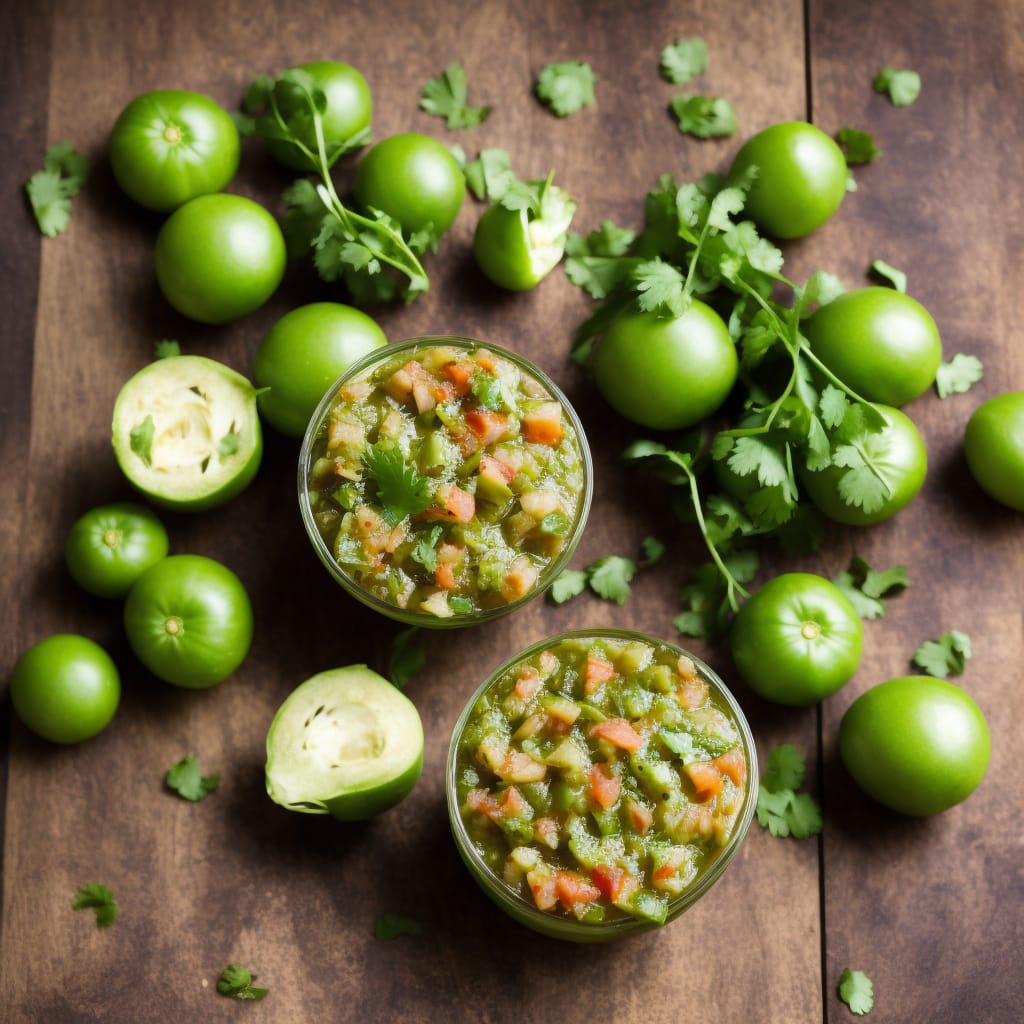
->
[[269, 82, 429, 297], [796, 342, 888, 428]]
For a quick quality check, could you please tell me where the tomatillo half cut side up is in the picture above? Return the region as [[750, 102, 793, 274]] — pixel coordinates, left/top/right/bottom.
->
[[112, 355, 262, 511], [839, 675, 991, 816], [265, 665, 424, 820], [729, 573, 863, 706], [65, 502, 169, 599], [123, 554, 253, 688]]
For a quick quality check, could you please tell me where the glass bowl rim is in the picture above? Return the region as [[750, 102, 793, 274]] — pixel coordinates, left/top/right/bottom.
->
[[297, 335, 594, 628], [445, 626, 760, 939]]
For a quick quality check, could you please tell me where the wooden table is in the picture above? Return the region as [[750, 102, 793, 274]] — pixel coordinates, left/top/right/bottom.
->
[[2, 0, 1021, 1020]]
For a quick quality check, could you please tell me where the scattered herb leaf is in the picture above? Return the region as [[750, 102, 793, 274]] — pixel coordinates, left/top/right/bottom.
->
[[838, 968, 875, 1015], [375, 913, 422, 939], [874, 66, 921, 106], [836, 127, 880, 164], [216, 964, 268, 1001], [463, 148, 515, 201], [935, 353, 983, 398], [535, 61, 596, 117], [660, 37, 707, 84], [419, 62, 491, 129], [757, 745, 822, 839], [913, 630, 972, 678], [165, 755, 220, 801], [868, 258, 906, 292], [587, 556, 637, 604], [72, 883, 118, 928], [639, 536, 665, 567], [670, 94, 737, 139], [25, 142, 90, 237], [549, 569, 588, 604], [389, 627, 426, 690], [833, 556, 909, 620]]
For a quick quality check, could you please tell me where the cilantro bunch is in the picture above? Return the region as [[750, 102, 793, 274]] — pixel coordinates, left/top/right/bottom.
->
[[243, 69, 430, 304], [565, 171, 901, 639]]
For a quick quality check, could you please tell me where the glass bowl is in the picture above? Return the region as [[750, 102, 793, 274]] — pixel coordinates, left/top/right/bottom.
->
[[446, 629, 758, 942], [298, 336, 592, 628]]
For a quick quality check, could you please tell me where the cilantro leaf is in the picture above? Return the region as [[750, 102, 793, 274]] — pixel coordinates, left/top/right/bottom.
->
[[756, 745, 822, 839], [670, 94, 737, 139], [410, 525, 443, 574], [761, 743, 806, 793], [838, 968, 874, 1015], [586, 556, 637, 605], [165, 755, 220, 801], [836, 127, 880, 164], [874, 66, 921, 106], [640, 536, 665, 567], [756, 785, 823, 839], [535, 61, 596, 117], [868, 258, 906, 292], [362, 444, 432, 525], [25, 142, 90, 237], [935, 353, 983, 398], [463, 148, 514, 201], [564, 220, 638, 299], [375, 913, 422, 939], [154, 339, 181, 359], [913, 630, 971, 678], [72, 883, 118, 928], [419, 62, 491, 129], [633, 258, 689, 316], [660, 37, 707, 84], [129, 415, 155, 467], [216, 964, 268, 1001], [389, 626, 426, 689], [548, 569, 588, 605], [833, 555, 909, 620]]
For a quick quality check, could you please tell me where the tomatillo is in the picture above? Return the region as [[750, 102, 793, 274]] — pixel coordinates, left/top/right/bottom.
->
[[265, 665, 424, 820], [730, 573, 863, 705], [111, 355, 262, 511]]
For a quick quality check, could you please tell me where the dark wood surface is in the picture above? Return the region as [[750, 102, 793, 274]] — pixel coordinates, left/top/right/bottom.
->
[[2, 0, 1021, 1020]]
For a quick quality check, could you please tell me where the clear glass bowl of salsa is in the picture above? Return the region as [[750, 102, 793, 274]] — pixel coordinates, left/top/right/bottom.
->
[[446, 629, 758, 941], [299, 337, 592, 627]]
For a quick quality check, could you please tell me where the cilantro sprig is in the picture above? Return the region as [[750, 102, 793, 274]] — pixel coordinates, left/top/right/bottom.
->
[[660, 37, 708, 84], [756, 744, 823, 839], [535, 61, 596, 117], [670, 95, 737, 139], [25, 142, 90, 237], [935, 353, 983, 398], [362, 443, 432, 525], [833, 556, 909, 620], [72, 883, 118, 928], [165, 754, 220, 801], [912, 630, 971, 678], [838, 968, 874, 1015], [874, 66, 921, 106], [420, 62, 491, 129], [216, 964, 268, 1001], [245, 69, 429, 304]]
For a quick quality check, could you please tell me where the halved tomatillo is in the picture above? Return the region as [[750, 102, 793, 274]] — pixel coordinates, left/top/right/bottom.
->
[[265, 665, 424, 820], [112, 355, 262, 511]]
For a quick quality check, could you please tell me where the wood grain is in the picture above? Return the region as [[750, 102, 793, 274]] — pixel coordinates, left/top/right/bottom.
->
[[0, 0, 1020, 1021]]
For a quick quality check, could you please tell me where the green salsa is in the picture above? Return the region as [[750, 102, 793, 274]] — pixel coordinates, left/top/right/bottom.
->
[[305, 341, 587, 620], [454, 635, 749, 925]]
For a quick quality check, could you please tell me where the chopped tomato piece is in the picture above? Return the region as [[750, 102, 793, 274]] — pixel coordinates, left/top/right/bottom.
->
[[538, 649, 558, 675], [464, 787, 500, 819], [434, 563, 457, 590], [420, 483, 475, 523], [498, 785, 527, 818], [513, 666, 542, 700], [440, 360, 474, 394], [554, 871, 602, 909], [522, 401, 564, 446], [685, 760, 724, 803], [713, 747, 746, 787], [677, 672, 709, 709], [495, 750, 547, 783], [530, 876, 558, 911], [479, 453, 517, 484], [626, 798, 653, 834], [652, 865, 676, 882], [589, 762, 622, 809], [533, 815, 561, 849], [500, 555, 539, 602], [589, 717, 644, 752], [590, 864, 632, 902], [465, 408, 511, 446], [583, 653, 618, 694]]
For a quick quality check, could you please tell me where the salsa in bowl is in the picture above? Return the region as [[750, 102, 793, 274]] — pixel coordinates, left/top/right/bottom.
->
[[447, 629, 757, 941], [299, 337, 592, 627]]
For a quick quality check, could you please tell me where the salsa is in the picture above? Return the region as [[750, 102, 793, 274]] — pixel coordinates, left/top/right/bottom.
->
[[453, 634, 751, 926], [304, 340, 588, 621]]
